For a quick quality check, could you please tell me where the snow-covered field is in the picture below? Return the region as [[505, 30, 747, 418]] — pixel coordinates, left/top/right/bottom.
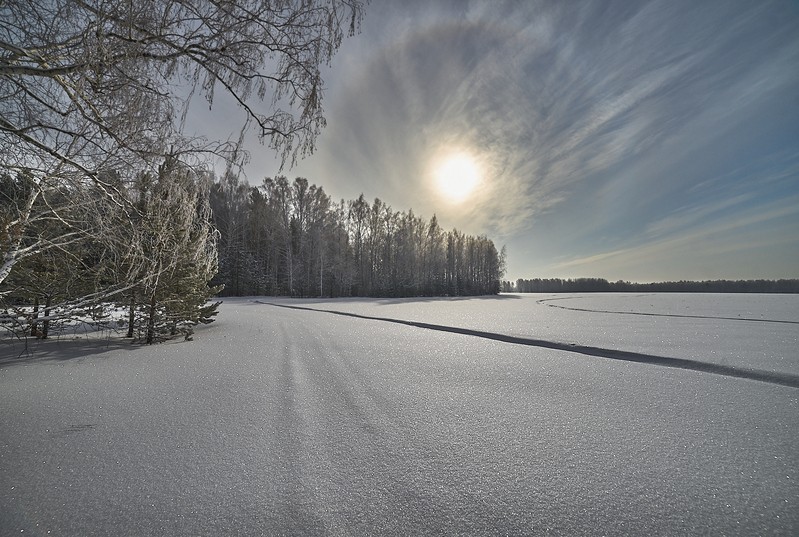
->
[[1, 294, 797, 535]]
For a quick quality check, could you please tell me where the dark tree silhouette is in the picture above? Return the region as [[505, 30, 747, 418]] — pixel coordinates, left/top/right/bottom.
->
[[210, 174, 506, 298]]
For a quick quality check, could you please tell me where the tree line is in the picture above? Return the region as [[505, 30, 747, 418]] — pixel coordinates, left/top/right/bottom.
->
[[1, 161, 221, 343], [506, 278, 799, 293], [2, 0, 367, 342], [211, 173, 506, 298]]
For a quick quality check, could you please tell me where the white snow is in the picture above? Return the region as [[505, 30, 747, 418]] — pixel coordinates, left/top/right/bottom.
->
[[1, 293, 797, 535], [264, 293, 799, 376]]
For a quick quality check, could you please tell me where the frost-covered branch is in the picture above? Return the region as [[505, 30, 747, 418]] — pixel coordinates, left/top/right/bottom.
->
[[0, 0, 366, 286]]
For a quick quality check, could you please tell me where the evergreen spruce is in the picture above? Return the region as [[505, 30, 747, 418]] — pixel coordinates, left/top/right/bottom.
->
[[131, 160, 223, 343]]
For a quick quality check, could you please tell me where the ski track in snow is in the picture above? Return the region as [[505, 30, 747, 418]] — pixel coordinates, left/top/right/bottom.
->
[[259, 301, 799, 389], [537, 296, 799, 324], [1, 295, 797, 536]]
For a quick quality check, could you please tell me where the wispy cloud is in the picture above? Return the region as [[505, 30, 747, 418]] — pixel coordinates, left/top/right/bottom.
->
[[243, 0, 799, 279], [643, 194, 757, 240], [548, 194, 799, 279]]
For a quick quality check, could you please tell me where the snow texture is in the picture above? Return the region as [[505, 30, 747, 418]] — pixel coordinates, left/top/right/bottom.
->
[[1, 294, 797, 535]]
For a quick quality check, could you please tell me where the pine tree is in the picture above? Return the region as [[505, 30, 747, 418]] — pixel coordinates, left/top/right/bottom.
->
[[130, 159, 222, 343]]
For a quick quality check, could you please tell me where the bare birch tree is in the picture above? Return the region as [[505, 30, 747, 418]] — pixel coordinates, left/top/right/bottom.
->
[[0, 0, 366, 286]]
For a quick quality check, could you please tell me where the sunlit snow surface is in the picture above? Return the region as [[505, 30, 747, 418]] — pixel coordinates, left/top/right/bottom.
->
[[1, 294, 797, 535], [272, 293, 799, 376]]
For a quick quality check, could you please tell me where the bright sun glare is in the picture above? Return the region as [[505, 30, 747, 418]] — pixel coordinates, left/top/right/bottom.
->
[[434, 153, 481, 203]]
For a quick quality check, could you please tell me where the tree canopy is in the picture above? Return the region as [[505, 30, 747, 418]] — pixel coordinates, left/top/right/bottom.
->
[[210, 174, 506, 298], [1, 0, 366, 341], [1, 0, 365, 285]]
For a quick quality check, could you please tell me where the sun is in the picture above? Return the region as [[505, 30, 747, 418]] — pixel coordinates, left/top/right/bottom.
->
[[434, 153, 481, 203]]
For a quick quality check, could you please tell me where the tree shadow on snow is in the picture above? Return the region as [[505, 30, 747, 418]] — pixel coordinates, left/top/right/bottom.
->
[[0, 321, 215, 368], [0, 335, 138, 367]]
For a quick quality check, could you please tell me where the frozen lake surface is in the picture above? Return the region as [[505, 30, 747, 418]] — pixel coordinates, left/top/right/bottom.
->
[[1, 293, 797, 535], [268, 293, 799, 378]]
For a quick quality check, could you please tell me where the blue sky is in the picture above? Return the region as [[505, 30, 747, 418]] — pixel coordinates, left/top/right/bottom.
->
[[203, 0, 799, 282]]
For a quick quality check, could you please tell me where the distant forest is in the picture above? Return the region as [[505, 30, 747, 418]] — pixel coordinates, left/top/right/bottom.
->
[[505, 278, 799, 294], [210, 173, 505, 297]]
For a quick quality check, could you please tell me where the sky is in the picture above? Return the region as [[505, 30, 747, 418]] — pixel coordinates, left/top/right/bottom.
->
[[195, 0, 799, 283]]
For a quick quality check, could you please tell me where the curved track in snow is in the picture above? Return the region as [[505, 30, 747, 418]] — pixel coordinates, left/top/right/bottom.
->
[[2, 298, 797, 535], [537, 296, 799, 324], [262, 301, 799, 389]]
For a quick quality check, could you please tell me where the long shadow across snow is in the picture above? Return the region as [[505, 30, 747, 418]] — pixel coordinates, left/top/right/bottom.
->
[[261, 301, 799, 390]]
